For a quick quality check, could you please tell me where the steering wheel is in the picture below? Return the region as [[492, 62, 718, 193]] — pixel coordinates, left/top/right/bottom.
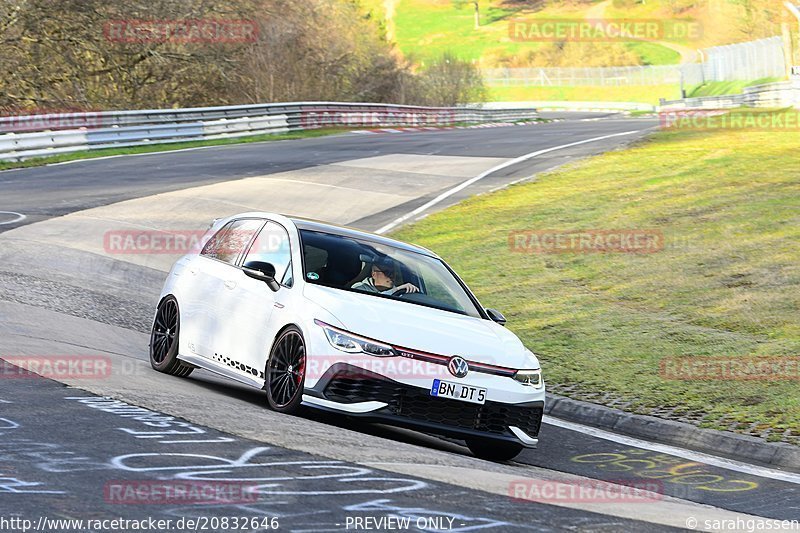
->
[[393, 288, 409, 296]]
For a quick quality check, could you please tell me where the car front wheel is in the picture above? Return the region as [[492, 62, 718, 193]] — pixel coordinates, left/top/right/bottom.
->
[[265, 326, 306, 414], [150, 296, 193, 377]]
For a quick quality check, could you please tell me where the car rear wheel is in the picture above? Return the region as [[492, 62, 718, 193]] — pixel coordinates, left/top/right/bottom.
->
[[466, 437, 524, 462], [265, 327, 306, 413], [150, 296, 193, 377]]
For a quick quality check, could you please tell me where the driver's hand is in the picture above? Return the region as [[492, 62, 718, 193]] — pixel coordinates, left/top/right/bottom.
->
[[396, 283, 420, 293]]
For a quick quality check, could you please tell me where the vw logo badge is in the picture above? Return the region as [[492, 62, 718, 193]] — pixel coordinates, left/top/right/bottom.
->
[[448, 356, 469, 378]]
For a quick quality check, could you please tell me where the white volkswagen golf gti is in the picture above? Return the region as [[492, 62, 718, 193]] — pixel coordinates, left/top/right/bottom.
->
[[150, 212, 545, 460]]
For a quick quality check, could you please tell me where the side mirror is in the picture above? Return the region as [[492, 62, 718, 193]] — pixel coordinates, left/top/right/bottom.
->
[[243, 261, 280, 292], [486, 308, 507, 325]]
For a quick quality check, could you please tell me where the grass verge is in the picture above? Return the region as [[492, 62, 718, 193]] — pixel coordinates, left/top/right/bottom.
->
[[624, 41, 681, 66], [687, 78, 782, 98], [0, 128, 348, 171], [488, 84, 680, 105], [392, 109, 800, 444]]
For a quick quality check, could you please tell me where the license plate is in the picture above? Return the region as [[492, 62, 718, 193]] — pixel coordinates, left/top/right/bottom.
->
[[430, 379, 486, 405]]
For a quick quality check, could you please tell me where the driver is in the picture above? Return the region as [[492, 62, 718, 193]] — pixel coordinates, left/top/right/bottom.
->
[[351, 259, 419, 295]]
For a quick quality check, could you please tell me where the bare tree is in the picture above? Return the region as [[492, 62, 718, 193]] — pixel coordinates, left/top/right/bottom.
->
[[0, 0, 484, 112], [415, 52, 486, 106]]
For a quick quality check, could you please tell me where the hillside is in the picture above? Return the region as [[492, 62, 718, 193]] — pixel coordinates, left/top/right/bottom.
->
[[374, 0, 784, 68]]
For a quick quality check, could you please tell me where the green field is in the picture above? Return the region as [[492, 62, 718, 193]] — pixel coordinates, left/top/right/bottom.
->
[[487, 77, 784, 106], [624, 42, 681, 66], [392, 0, 680, 67], [688, 78, 782, 98], [392, 109, 800, 444], [488, 84, 680, 105]]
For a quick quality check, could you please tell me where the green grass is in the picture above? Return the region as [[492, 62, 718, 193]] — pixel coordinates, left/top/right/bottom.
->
[[394, 0, 519, 64], [687, 78, 782, 98], [627, 109, 657, 117], [0, 128, 347, 171], [392, 109, 800, 442], [393, 0, 681, 67], [625, 42, 681, 66], [488, 84, 681, 105]]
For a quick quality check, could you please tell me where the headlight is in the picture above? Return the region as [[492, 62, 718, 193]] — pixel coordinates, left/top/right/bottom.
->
[[514, 369, 543, 387], [315, 320, 396, 357]]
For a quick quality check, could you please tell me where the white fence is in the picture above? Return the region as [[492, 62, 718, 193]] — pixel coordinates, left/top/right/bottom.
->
[[483, 65, 683, 87], [0, 102, 540, 162], [484, 37, 787, 87], [701, 36, 787, 82]]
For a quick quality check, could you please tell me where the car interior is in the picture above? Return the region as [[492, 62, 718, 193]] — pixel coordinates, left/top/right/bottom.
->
[[300, 231, 421, 292]]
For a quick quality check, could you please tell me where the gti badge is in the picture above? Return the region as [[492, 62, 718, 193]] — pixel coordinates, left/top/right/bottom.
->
[[448, 356, 469, 378]]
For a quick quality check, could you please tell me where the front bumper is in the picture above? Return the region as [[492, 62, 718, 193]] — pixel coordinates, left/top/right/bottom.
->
[[303, 363, 543, 447]]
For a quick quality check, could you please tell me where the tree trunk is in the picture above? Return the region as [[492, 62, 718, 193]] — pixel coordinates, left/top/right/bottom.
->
[[473, 1, 480, 29]]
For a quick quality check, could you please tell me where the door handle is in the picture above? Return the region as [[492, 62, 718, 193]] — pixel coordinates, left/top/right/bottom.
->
[[224, 280, 237, 290]]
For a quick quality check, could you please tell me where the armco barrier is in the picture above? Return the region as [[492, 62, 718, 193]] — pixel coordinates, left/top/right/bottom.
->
[[0, 102, 539, 162], [658, 80, 800, 111]]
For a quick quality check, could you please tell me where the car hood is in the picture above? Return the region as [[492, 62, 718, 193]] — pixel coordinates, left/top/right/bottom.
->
[[303, 284, 538, 369]]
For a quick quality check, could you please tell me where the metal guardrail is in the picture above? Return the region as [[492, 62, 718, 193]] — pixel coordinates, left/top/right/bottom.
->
[[658, 80, 800, 111], [0, 102, 540, 162]]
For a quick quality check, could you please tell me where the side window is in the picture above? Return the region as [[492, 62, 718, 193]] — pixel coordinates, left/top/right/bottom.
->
[[201, 219, 264, 265], [243, 222, 293, 286]]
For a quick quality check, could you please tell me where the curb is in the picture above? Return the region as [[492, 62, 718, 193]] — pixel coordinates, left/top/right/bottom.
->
[[544, 393, 800, 473]]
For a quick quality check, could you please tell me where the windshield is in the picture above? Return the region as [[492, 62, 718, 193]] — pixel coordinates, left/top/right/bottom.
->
[[299, 230, 484, 318]]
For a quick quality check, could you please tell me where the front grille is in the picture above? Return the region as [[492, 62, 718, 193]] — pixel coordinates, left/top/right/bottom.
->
[[482, 402, 543, 436], [322, 372, 542, 438], [323, 373, 398, 404], [394, 386, 543, 437]]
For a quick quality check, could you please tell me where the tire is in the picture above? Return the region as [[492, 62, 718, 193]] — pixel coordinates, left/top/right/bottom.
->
[[150, 296, 193, 377], [466, 437, 524, 462], [265, 326, 306, 414]]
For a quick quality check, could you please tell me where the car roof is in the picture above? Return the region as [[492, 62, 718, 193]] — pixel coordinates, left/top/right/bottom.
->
[[288, 216, 439, 259], [213, 212, 439, 259]]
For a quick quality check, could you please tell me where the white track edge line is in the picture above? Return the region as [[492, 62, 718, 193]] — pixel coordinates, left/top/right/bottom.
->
[[374, 130, 642, 234]]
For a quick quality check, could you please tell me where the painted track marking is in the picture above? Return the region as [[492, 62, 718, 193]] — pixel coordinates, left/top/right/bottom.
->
[[0, 211, 25, 225], [544, 415, 800, 485], [375, 130, 642, 234]]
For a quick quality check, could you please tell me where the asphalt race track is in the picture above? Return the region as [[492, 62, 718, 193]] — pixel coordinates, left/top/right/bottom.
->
[[2, 113, 799, 532]]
